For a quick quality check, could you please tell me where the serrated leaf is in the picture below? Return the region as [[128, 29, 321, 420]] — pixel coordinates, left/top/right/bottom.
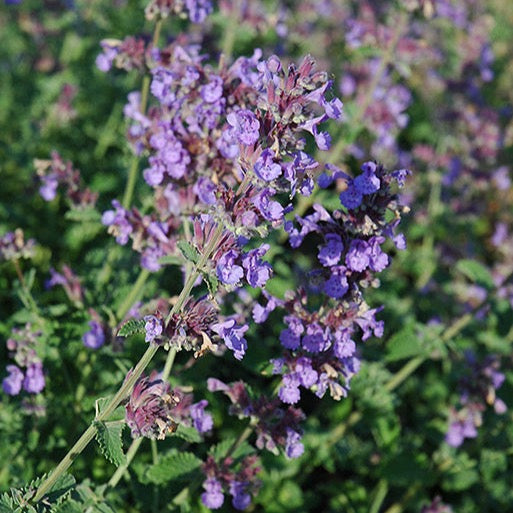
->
[[45, 473, 76, 504], [204, 272, 219, 296], [145, 451, 202, 484], [94, 397, 125, 421], [95, 422, 126, 466], [172, 424, 202, 443], [209, 438, 236, 461], [53, 499, 83, 513], [177, 241, 200, 264], [117, 319, 145, 338], [455, 259, 494, 288], [0, 494, 16, 513]]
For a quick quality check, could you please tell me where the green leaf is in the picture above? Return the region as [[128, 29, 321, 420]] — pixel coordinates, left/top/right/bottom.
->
[[158, 254, 182, 266], [64, 207, 102, 223], [208, 438, 253, 461], [94, 397, 125, 422], [145, 450, 202, 485], [177, 241, 200, 264], [172, 424, 202, 443], [455, 259, 494, 288], [53, 499, 83, 513], [204, 272, 219, 296], [386, 325, 426, 362], [94, 422, 126, 466], [117, 319, 146, 338]]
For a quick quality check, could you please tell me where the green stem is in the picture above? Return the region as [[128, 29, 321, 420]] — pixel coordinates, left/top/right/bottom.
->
[[122, 19, 162, 210], [33, 343, 158, 503], [12, 259, 43, 321], [107, 437, 144, 489], [115, 268, 150, 321], [326, 12, 408, 165], [221, 1, 239, 60], [369, 479, 389, 513]]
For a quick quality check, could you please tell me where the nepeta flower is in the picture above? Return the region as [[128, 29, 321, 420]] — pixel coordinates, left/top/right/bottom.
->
[[217, 250, 244, 285], [83, 320, 105, 349], [2, 365, 24, 396], [227, 109, 260, 146], [254, 150, 282, 181], [285, 428, 304, 458], [144, 315, 163, 343], [211, 318, 248, 360], [201, 478, 224, 509], [190, 400, 213, 433], [125, 372, 180, 439], [23, 362, 45, 394], [229, 481, 251, 510]]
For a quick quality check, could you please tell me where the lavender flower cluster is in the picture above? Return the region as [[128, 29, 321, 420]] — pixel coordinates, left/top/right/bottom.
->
[[2, 324, 45, 397], [445, 352, 506, 447]]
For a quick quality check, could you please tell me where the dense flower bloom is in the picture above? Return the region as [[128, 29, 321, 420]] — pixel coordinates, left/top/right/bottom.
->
[[125, 372, 180, 439]]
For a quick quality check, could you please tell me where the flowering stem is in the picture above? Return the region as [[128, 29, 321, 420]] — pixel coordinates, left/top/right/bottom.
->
[[326, 12, 408, 165], [12, 259, 43, 321], [34, 221, 224, 503], [107, 437, 144, 489], [369, 479, 389, 513], [122, 19, 162, 210]]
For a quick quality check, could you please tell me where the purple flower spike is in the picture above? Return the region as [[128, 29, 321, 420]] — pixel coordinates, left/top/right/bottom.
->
[[201, 478, 224, 509], [144, 315, 163, 343], [2, 365, 24, 396], [83, 320, 105, 349], [229, 481, 252, 510], [23, 362, 45, 394], [227, 109, 260, 146]]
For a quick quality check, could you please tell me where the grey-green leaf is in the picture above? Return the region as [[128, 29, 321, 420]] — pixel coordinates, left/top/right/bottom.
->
[[117, 319, 146, 338], [177, 241, 200, 264], [94, 422, 126, 466]]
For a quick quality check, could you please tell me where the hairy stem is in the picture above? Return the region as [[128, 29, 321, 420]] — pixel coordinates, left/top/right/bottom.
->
[[33, 223, 225, 503], [115, 268, 150, 321]]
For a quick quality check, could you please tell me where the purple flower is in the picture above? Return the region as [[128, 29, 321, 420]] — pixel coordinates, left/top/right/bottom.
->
[[368, 237, 389, 272], [324, 267, 349, 299], [217, 250, 244, 285], [318, 233, 343, 267], [201, 478, 224, 509], [2, 365, 24, 396], [39, 174, 58, 201], [227, 109, 260, 146], [201, 75, 223, 103], [339, 183, 363, 210], [295, 357, 318, 388], [279, 378, 301, 404], [445, 417, 478, 447], [23, 362, 45, 394], [242, 244, 272, 288], [254, 150, 282, 181], [194, 177, 217, 204], [96, 42, 119, 72], [353, 162, 380, 195], [229, 481, 251, 510], [144, 315, 163, 343], [333, 329, 356, 359], [83, 320, 105, 349], [345, 239, 370, 272], [212, 318, 248, 360], [285, 428, 304, 458], [190, 400, 213, 433], [302, 323, 329, 353], [253, 188, 284, 222], [186, 0, 213, 23]]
